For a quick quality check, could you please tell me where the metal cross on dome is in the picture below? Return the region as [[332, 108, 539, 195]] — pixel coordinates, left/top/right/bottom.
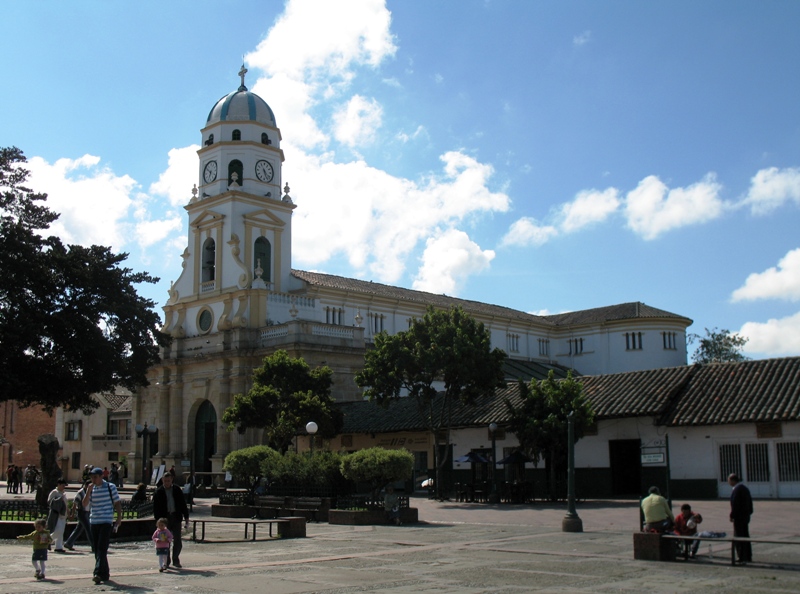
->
[[238, 63, 248, 91]]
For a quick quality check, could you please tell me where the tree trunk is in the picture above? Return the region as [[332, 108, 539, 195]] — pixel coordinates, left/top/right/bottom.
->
[[36, 434, 62, 508]]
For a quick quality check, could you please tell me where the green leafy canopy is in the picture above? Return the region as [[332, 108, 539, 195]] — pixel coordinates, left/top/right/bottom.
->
[[0, 146, 168, 413], [222, 350, 343, 452]]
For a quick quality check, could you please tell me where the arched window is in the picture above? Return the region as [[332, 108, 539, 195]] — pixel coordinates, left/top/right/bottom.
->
[[205, 134, 214, 146], [232, 129, 241, 141], [261, 132, 271, 145], [254, 236, 271, 282], [228, 160, 243, 187], [202, 238, 216, 282]]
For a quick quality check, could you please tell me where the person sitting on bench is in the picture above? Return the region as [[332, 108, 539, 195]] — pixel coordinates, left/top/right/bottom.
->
[[674, 503, 703, 558], [641, 486, 674, 533]]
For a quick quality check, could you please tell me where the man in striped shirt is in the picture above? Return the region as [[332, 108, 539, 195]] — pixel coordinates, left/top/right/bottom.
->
[[83, 467, 122, 584]]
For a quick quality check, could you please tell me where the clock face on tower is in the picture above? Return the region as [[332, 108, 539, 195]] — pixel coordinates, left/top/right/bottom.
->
[[255, 160, 274, 183], [203, 161, 218, 183]]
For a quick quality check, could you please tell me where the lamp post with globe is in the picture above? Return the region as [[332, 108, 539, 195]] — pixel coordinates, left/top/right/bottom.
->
[[306, 421, 318, 456]]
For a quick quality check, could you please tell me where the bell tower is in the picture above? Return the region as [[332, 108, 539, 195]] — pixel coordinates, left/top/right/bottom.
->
[[162, 66, 296, 338]]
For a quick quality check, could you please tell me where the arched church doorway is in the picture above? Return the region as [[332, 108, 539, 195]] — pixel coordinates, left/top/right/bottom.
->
[[194, 400, 217, 483]]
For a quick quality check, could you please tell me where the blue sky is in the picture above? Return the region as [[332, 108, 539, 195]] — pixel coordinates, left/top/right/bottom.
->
[[3, 0, 800, 359]]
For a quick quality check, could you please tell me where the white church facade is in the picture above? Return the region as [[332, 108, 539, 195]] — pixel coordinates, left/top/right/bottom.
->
[[110, 69, 691, 484]]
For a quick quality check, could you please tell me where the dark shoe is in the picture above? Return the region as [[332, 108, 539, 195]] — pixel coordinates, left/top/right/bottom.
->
[[54, 549, 65, 553], [93, 576, 102, 584], [173, 560, 182, 568], [159, 567, 165, 572]]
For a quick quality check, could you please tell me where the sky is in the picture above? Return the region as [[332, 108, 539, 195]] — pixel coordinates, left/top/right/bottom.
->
[[2, 0, 800, 360]]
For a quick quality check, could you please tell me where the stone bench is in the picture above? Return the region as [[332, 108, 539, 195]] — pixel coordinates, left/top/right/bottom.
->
[[190, 516, 306, 542]]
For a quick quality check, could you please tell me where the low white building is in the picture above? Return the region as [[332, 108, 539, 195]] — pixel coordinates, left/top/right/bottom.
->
[[335, 357, 800, 499]]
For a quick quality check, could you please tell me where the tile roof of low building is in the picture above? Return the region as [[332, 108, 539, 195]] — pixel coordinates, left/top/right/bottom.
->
[[578, 365, 695, 419], [660, 357, 800, 426], [337, 358, 800, 434]]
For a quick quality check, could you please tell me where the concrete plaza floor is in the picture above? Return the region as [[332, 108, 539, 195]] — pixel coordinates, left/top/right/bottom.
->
[[0, 487, 799, 593]]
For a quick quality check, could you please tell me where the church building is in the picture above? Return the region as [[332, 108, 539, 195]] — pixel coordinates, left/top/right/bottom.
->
[[121, 68, 691, 484]]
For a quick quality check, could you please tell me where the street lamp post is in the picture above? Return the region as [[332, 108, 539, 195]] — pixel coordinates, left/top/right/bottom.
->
[[562, 412, 583, 532], [135, 422, 157, 484], [306, 421, 318, 456], [488, 422, 499, 503]]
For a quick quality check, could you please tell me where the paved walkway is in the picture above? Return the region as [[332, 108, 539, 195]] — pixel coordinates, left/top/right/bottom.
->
[[1, 487, 799, 593]]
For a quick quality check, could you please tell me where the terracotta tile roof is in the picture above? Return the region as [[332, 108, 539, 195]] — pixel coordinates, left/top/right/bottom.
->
[[578, 365, 695, 419], [292, 269, 554, 326], [661, 357, 800, 426], [293, 270, 692, 332], [96, 390, 132, 411], [502, 359, 575, 382], [338, 358, 800, 434], [340, 386, 520, 434], [542, 301, 692, 327]]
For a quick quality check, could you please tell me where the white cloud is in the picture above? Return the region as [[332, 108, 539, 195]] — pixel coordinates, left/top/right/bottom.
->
[[333, 95, 383, 147], [741, 311, 800, 356], [289, 149, 509, 283], [743, 166, 800, 215], [26, 147, 191, 259], [135, 217, 183, 249], [573, 30, 592, 46], [500, 217, 558, 248], [26, 154, 136, 250], [412, 229, 495, 295], [246, 0, 396, 80], [149, 145, 200, 207], [731, 248, 800, 302], [396, 125, 427, 143], [245, 0, 395, 150], [624, 174, 725, 240], [558, 187, 620, 233]]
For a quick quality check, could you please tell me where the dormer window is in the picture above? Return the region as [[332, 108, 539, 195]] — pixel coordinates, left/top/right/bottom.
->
[[205, 134, 214, 146], [261, 133, 271, 145], [232, 129, 241, 141]]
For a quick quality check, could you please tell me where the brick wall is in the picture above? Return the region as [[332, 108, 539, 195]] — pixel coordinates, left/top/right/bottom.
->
[[0, 401, 58, 478]]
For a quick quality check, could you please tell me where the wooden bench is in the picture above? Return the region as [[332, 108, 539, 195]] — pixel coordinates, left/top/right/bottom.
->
[[253, 496, 331, 522], [191, 516, 306, 542], [287, 497, 330, 522], [662, 533, 800, 566]]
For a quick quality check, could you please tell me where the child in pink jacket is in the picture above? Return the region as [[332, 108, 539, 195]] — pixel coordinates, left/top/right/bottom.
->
[[152, 517, 174, 572]]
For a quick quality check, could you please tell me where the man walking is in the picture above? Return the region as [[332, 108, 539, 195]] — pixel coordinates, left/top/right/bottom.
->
[[728, 473, 753, 564], [153, 471, 190, 568], [83, 467, 122, 584], [65, 480, 93, 552]]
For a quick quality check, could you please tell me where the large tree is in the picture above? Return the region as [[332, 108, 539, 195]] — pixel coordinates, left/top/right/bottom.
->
[[505, 371, 594, 500], [0, 146, 167, 413], [689, 327, 750, 364], [355, 306, 507, 498], [222, 350, 343, 452]]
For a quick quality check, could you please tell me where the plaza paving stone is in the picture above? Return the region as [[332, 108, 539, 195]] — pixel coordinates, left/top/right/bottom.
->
[[0, 487, 798, 593]]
